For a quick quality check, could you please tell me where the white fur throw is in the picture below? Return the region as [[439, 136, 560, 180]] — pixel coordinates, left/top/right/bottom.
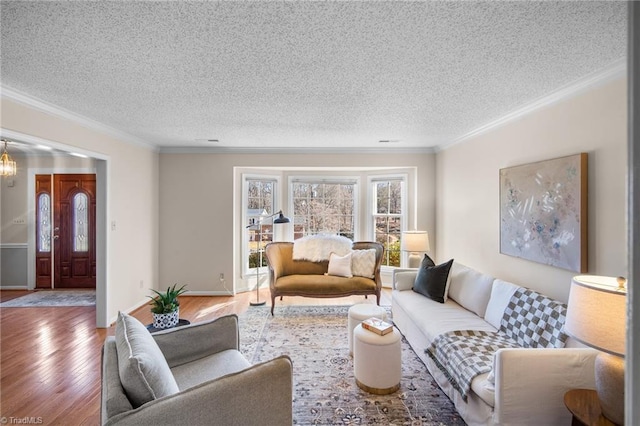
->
[[292, 234, 353, 262]]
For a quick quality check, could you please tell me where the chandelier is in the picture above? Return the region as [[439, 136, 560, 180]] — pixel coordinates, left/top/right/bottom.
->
[[0, 140, 17, 177]]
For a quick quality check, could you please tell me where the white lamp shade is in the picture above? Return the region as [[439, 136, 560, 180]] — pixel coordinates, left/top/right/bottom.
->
[[565, 275, 626, 357], [401, 231, 430, 253]]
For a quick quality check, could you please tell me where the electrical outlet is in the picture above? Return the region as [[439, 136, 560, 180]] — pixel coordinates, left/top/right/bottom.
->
[[219, 273, 224, 281], [139, 280, 144, 289]]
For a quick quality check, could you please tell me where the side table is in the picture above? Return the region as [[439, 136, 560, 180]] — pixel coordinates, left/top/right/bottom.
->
[[146, 318, 190, 333], [353, 324, 401, 395], [347, 303, 387, 356], [564, 389, 618, 426]]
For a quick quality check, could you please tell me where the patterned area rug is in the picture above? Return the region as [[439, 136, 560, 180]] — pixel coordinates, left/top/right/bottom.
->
[[238, 305, 465, 426], [0, 290, 96, 307]]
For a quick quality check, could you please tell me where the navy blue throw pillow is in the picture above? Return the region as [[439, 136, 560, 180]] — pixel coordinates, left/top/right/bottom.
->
[[421, 253, 436, 268], [412, 258, 454, 303]]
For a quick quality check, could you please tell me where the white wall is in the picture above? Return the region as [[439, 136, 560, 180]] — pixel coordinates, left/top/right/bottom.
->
[[159, 152, 435, 293], [0, 98, 159, 326], [435, 77, 627, 303]]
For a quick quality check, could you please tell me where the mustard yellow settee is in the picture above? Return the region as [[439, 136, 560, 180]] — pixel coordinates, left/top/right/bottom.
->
[[265, 241, 384, 315]]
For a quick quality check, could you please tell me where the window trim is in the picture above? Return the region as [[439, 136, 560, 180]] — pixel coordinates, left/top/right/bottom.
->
[[241, 173, 282, 277], [367, 173, 409, 270]]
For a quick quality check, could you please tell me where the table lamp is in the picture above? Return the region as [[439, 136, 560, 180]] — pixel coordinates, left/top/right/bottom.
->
[[401, 231, 430, 268], [564, 275, 627, 425]]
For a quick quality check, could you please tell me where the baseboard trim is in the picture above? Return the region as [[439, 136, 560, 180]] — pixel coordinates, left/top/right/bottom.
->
[[184, 291, 235, 296], [109, 298, 149, 326], [0, 286, 29, 290]]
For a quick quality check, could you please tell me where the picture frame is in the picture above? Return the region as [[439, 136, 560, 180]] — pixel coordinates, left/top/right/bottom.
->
[[499, 153, 587, 273]]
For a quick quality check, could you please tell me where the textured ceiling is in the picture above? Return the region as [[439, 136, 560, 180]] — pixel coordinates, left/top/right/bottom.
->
[[0, 1, 627, 151]]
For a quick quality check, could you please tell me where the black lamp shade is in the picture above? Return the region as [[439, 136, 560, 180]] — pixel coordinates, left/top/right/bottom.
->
[[273, 211, 290, 224]]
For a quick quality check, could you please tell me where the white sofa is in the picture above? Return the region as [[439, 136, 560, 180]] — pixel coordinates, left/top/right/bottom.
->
[[392, 262, 598, 426]]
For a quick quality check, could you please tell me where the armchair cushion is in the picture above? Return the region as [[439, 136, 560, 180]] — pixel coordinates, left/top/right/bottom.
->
[[172, 349, 251, 390], [115, 312, 179, 408]]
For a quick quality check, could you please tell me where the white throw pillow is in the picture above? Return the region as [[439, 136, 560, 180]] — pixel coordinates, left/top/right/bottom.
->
[[115, 312, 179, 408], [484, 279, 520, 329], [447, 262, 494, 317], [351, 249, 376, 278], [327, 252, 353, 277]]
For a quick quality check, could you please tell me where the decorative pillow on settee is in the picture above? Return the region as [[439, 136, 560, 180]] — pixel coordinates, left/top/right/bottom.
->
[[327, 252, 353, 277], [351, 249, 376, 278]]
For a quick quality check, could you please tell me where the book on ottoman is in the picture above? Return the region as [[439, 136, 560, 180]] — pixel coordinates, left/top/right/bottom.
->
[[362, 317, 393, 336]]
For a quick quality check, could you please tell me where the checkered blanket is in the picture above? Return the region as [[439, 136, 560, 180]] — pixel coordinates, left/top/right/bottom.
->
[[426, 330, 520, 401], [426, 288, 568, 401], [500, 287, 568, 349]]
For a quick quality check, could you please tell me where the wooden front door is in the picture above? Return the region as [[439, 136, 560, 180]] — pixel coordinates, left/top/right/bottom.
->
[[53, 174, 96, 288], [34, 173, 97, 289]]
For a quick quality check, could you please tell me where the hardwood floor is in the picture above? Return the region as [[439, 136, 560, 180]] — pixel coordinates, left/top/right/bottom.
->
[[0, 288, 391, 425]]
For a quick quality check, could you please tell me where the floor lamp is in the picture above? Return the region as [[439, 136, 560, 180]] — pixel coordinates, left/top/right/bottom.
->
[[246, 210, 290, 306]]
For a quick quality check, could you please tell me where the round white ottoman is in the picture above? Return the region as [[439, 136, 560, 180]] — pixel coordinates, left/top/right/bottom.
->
[[348, 304, 387, 356], [353, 324, 402, 395]]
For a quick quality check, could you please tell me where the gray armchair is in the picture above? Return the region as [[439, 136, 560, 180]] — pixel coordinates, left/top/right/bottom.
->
[[101, 313, 293, 425]]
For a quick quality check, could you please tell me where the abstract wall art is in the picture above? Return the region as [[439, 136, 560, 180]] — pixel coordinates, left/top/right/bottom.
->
[[499, 153, 587, 272]]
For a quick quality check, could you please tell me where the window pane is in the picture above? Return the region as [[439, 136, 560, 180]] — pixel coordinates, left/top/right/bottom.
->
[[292, 181, 355, 238], [246, 179, 277, 269], [389, 181, 402, 214], [37, 193, 51, 253], [375, 182, 388, 214], [73, 193, 89, 252], [372, 178, 403, 266]]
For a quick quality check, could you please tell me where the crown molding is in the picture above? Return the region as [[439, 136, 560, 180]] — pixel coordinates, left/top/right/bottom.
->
[[437, 57, 627, 152], [1, 85, 158, 152], [158, 146, 436, 155]]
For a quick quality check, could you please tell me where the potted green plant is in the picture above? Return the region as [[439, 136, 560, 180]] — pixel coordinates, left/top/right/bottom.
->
[[148, 283, 187, 329]]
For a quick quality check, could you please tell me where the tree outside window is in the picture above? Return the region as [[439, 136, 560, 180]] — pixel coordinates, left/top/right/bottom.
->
[[373, 179, 403, 267], [292, 181, 356, 239]]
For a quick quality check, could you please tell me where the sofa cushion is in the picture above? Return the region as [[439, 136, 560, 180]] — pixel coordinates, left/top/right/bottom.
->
[[392, 289, 496, 344], [484, 279, 519, 329], [171, 349, 251, 391], [327, 252, 353, 277], [351, 249, 376, 278], [115, 312, 180, 408], [412, 259, 454, 303], [275, 274, 377, 294], [447, 263, 494, 317]]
